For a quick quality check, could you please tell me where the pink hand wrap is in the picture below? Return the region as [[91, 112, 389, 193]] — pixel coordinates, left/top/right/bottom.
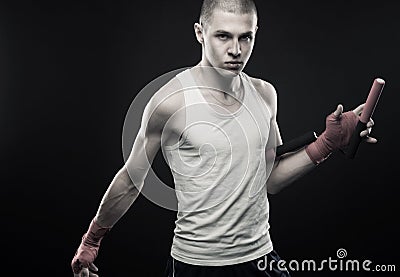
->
[[306, 110, 358, 164], [71, 219, 111, 274]]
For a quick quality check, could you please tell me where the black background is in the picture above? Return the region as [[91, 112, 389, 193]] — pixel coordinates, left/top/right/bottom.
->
[[1, 0, 399, 276]]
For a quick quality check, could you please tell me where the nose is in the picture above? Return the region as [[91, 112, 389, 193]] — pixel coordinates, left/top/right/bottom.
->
[[228, 39, 241, 57]]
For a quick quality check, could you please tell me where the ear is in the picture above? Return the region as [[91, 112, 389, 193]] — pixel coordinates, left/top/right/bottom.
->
[[194, 23, 204, 44]]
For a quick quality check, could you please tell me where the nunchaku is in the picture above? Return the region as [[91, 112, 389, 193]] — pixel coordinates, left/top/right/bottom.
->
[[276, 77, 385, 158], [346, 78, 385, 159]]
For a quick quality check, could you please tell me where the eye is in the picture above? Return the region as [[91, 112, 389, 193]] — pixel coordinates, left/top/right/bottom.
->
[[216, 34, 229, 41], [240, 35, 253, 42]]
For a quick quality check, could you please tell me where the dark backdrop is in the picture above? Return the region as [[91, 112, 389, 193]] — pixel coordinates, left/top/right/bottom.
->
[[1, 0, 399, 276]]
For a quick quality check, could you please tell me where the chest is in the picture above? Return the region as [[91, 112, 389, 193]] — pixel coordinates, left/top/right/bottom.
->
[[181, 102, 271, 156]]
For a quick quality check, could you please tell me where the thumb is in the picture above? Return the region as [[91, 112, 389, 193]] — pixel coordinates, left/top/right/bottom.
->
[[89, 263, 98, 272], [333, 104, 343, 118], [352, 103, 365, 116]]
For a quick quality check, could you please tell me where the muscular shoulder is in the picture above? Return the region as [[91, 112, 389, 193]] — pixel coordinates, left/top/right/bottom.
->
[[248, 77, 278, 117], [149, 76, 184, 116], [143, 76, 185, 134]]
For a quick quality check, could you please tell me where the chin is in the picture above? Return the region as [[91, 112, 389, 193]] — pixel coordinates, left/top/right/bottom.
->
[[226, 69, 242, 77], [216, 66, 241, 78]]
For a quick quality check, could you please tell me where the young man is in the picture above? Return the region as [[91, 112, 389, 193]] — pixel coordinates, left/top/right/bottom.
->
[[71, 0, 376, 276]]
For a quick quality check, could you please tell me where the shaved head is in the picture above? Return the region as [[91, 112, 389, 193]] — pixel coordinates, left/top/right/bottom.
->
[[199, 0, 258, 27]]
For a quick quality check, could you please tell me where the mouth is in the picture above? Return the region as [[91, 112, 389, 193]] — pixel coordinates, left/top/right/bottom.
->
[[224, 61, 243, 70]]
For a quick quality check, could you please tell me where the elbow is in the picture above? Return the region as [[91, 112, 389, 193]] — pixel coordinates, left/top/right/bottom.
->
[[266, 177, 282, 194], [114, 167, 142, 192], [267, 183, 282, 195], [266, 166, 284, 194], [266, 174, 293, 195]]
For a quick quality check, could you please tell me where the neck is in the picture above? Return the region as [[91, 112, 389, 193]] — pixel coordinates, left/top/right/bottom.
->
[[194, 63, 242, 97]]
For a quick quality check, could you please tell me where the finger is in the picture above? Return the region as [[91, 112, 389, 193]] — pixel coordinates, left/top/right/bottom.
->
[[333, 104, 343, 118], [73, 268, 84, 277], [364, 136, 378, 144], [89, 263, 98, 272], [361, 126, 373, 136], [81, 268, 90, 277], [352, 103, 365, 116], [89, 273, 99, 277], [360, 130, 370, 138], [367, 118, 375, 128]]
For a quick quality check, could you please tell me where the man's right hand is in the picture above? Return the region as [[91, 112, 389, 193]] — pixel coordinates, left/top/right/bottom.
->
[[73, 262, 99, 277], [71, 219, 111, 276]]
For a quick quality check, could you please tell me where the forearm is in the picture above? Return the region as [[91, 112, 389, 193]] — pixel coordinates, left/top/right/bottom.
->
[[266, 147, 316, 194], [71, 166, 141, 274], [94, 167, 142, 227]]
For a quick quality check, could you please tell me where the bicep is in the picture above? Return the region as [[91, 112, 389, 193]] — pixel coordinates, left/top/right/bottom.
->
[[124, 101, 164, 185], [255, 79, 282, 149], [125, 125, 161, 168], [123, 76, 185, 185], [270, 118, 283, 148], [123, 86, 183, 184]]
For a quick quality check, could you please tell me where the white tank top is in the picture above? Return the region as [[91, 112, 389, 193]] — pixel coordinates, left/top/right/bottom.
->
[[163, 68, 277, 266]]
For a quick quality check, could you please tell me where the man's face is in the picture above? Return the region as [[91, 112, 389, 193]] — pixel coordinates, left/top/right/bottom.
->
[[198, 9, 258, 74]]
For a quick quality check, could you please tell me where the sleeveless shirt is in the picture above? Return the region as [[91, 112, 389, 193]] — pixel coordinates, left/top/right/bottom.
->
[[162, 68, 278, 266]]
